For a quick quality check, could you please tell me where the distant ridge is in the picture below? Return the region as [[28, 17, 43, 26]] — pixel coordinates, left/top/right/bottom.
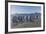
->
[[11, 13, 41, 16]]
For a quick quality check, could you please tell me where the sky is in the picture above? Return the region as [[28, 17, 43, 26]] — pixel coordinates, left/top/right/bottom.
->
[[10, 5, 41, 14]]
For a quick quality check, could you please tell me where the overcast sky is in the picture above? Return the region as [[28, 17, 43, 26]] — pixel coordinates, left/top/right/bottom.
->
[[10, 5, 41, 14]]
